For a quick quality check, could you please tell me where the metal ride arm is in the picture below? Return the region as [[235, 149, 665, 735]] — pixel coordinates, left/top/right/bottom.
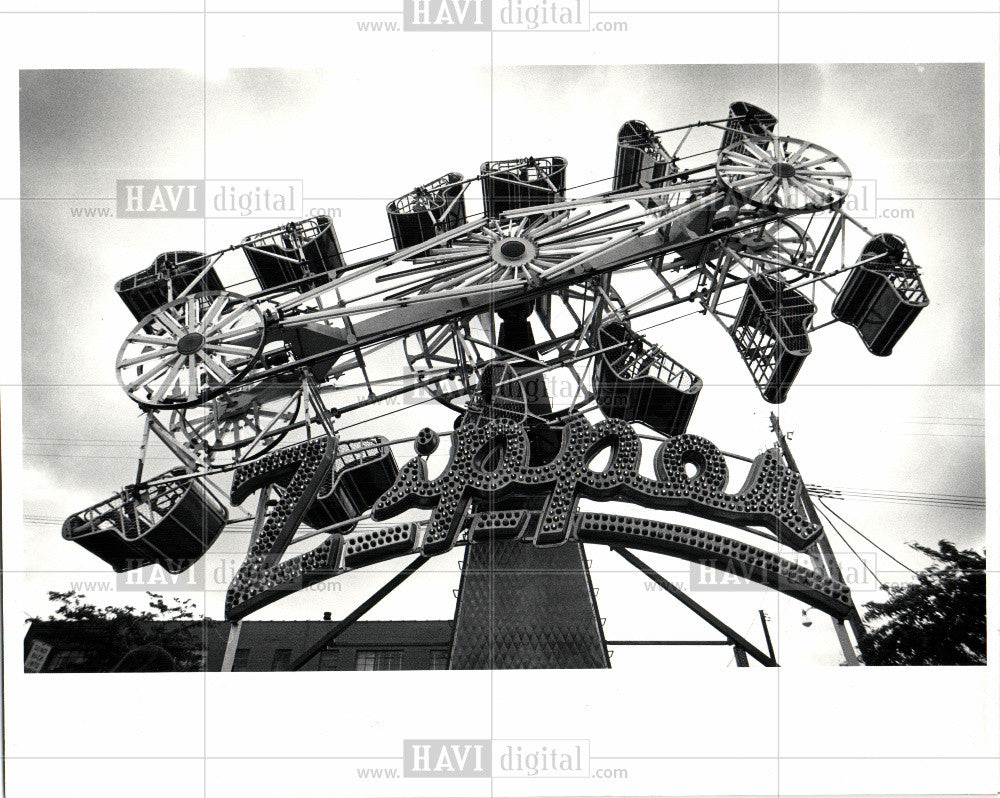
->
[[224, 199, 785, 392]]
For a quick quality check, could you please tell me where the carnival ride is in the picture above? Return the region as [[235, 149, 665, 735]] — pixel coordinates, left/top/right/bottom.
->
[[63, 102, 928, 664]]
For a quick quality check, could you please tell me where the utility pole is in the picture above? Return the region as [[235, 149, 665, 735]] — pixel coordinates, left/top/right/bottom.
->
[[769, 413, 863, 666]]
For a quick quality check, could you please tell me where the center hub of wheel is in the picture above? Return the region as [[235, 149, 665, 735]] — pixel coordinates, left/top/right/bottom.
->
[[490, 235, 537, 267], [739, 230, 777, 252], [770, 161, 797, 179], [500, 240, 526, 259], [176, 331, 206, 355]]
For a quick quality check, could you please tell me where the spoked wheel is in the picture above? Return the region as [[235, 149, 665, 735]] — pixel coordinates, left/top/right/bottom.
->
[[376, 205, 647, 301], [167, 375, 305, 466], [716, 135, 851, 212], [402, 279, 626, 419], [116, 291, 265, 409], [706, 218, 817, 284]]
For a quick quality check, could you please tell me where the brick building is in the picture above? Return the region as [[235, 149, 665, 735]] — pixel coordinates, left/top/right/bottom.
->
[[23, 619, 454, 672]]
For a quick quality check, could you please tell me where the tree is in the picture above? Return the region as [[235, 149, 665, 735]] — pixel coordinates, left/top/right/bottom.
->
[[858, 540, 985, 665], [28, 591, 205, 671]]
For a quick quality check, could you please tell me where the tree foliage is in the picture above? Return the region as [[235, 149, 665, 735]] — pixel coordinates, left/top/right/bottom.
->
[[858, 540, 985, 666], [28, 591, 205, 671]]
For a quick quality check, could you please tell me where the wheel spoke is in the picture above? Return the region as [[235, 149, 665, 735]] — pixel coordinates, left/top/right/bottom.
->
[[798, 169, 851, 179], [719, 162, 771, 176], [735, 176, 767, 194], [190, 415, 214, 435], [152, 356, 187, 404], [410, 246, 490, 265], [787, 140, 811, 164], [542, 234, 615, 250], [119, 348, 174, 369], [153, 309, 185, 337], [753, 177, 780, 202], [724, 150, 770, 169], [187, 354, 199, 400], [203, 307, 250, 339], [203, 342, 258, 357], [185, 296, 198, 329], [741, 139, 776, 165], [198, 295, 230, 331], [534, 207, 633, 242], [796, 153, 839, 169], [206, 324, 261, 344], [196, 350, 236, 383], [431, 257, 495, 290], [795, 174, 847, 195], [789, 177, 827, 205], [129, 334, 176, 347], [529, 210, 578, 238], [127, 355, 177, 393]]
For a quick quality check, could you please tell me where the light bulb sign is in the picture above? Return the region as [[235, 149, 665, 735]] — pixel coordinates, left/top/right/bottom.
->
[[220, 414, 852, 621]]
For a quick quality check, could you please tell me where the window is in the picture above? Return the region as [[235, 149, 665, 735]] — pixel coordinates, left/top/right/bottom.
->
[[231, 648, 250, 671], [271, 649, 292, 671], [317, 649, 339, 671], [430, 650, 449, 670], [355, 650, 403, 671]]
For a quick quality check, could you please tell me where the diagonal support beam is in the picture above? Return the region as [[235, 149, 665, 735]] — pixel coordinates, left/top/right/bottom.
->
[[613, 546, 778, 667], [289, 555, 431, 670], [769, 412, 865, 665]]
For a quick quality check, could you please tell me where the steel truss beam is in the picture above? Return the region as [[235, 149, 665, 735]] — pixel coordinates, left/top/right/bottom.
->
[[612, 546, 778, 667]]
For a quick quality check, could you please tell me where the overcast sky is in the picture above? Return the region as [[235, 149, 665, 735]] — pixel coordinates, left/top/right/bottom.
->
[[17, 63, 985, 666]]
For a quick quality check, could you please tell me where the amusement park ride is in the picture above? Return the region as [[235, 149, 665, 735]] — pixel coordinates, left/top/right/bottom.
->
[[62, 102, 929, 668]]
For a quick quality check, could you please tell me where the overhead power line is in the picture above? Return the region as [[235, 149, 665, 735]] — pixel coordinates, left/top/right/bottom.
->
[[808, 484, 984, 510], [813, 503, 887, 589], [815, 497, 920, 576]]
